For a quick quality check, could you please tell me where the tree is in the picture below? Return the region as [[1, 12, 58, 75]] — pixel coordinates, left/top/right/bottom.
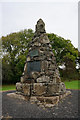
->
[[2, 29, 34, 84], [48, 33, 78, 66], [2, 30, 79, 84], [48, 33, 79, 80]]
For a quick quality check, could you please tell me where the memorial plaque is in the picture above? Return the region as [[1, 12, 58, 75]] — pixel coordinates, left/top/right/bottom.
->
[[29, 50, 38, 57], [27, 61, 41, 73]]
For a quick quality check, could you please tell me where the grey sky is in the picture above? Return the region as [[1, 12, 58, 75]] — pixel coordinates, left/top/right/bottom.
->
[[0, 1, 78, 49]]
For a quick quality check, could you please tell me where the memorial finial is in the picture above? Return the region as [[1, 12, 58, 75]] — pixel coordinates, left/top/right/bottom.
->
[[35, 18, 46, 36]]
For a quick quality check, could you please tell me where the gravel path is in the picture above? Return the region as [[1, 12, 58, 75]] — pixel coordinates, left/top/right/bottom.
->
[[2, 90, 79, 119]]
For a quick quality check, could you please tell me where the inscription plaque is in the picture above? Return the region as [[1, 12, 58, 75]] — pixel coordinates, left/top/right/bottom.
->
[[27, 61, 41, 73], [29, 50, 38, 57]]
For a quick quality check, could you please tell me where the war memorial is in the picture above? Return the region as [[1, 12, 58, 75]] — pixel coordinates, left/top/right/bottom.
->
[[7, 19, 71, 107]]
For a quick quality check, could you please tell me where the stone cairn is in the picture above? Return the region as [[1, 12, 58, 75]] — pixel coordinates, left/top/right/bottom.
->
[[15, 19, 70, 107]]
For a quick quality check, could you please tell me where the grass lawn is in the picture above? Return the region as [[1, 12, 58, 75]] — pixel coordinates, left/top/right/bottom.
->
[[0, 80, 80, 91], [64, 80, 80, 90], [1, 85, 16, 91]]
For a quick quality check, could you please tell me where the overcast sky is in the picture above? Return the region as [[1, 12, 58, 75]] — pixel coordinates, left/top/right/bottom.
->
[[0, 1, 79, 49]]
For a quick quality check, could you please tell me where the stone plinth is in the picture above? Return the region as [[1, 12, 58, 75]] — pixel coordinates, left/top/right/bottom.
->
[[7, 91, 71, 108], [16, 82, 66, 96]]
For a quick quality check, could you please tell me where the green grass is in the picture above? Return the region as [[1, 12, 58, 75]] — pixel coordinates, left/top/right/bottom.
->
[[64, 80, 80, 89], [0, 80, 80, 91], [2, 85, 16, 91]]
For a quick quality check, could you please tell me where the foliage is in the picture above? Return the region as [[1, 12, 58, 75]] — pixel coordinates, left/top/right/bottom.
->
[[2, 29, 79, 84], [48, 33, 78, 66], [48, 33, 79, 80], [2, 29, 34, 84]]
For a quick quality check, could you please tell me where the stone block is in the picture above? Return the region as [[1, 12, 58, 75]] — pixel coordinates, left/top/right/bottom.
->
[[32, 83, 47, 96], [51, 78, 56, 84], [40, 34, 50, 44], [44, 104, 55, 108], [21, 77, 25, 83], [52, 57, 56, 62], [16, 82, 22, 92], [33, 42, 41, 46], [22, 83, 30, 96], [46, 70, 54, 75], [29, 47, 32, 51], [39, 50, 44, 54], [41, 60, 48, 71], [37, 97, 45, 103], [59, 82, 66, 93], [49, 44, 52, 48], [27, 57, 31, 62], [36, 96, 59, 108], [22, 72, 24, 75], [47, 82, 66, 96], [51, 76, 61, 84], [56, 76, 61, 83], [31, 71, 40, 79], [37, 75, 50, 83], [54, 68, 60, 76], [30, 96, 38, 104], [49, 64, 56, 70], [24, 63, 27, 72], [47, 57, 52, 61], [33, 37, 39, 42], [39, 47, 46, 51], [7, 93, 30, 101], [59, 91, 71, 100], [7, 93, 26, 100], [42, 38, 50, 44], [47, 83, 60, 96], [45, 96, 59, 104]]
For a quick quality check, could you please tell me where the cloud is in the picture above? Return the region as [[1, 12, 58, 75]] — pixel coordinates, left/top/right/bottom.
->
[[1, 2, 78, 48]]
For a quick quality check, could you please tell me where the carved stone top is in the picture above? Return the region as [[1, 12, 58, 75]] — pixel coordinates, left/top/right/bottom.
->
[[35, 18, 46, 37]]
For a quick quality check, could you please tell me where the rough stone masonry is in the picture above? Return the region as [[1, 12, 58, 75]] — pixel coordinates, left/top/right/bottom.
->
[[8, 19, 71, 107]]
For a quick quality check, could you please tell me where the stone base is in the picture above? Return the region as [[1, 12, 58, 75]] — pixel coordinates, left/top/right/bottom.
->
[[7, 92, 30, 101], [7, 90, 71, 108], [16, 82, 66, 96]]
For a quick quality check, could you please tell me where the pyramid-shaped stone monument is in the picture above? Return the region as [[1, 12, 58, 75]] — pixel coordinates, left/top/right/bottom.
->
[[16, 18, 66, 96], [8, 19, 71, 107]]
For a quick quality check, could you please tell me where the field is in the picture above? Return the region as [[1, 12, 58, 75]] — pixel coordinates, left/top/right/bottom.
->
[[1, 85, 16, 91], [0, 80, 80, 91], [64, 80, 80, 89]]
